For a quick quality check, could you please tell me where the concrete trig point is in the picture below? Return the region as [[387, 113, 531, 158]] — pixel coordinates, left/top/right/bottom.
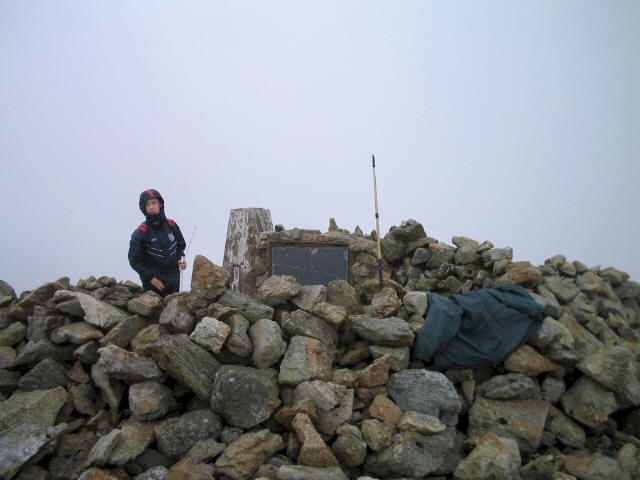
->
[[223, 208, 273, 293]]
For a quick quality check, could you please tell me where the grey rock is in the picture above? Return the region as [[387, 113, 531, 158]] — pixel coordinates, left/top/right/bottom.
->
[[217, 290, 275, 323], [96, 345, 164, 383], [576, 345, 640, 406], [0, 346, 16, 369], [455, 247, 480, 265], [99, 314, 150, 349], [55, 297, 85, 317], [91, 363, 124, 409], [326, 280, 360, 309], [410, 247, 430, 265], [276, 465, 349, 480], [61, 291, 130, 330], [190, 316, 231, 354], [561, 376, 619, 429], [546, 405, 586, 449], [402, 291, 429, 317], [28, 306, 68, 341], [481, 247, 513, 268], [381, 234, 408, 262], [453, 432, 521, 480], [468, 397, 549, 454], [281, 310, 338, 351], [133, 466, 169, 480], [129, 381, 176, 421], [398, 411, 446, 434], [560, 261, 577, 277], [210, 365, 280, 428], [278, 336, 332, 386], [361, 418, 396, 452], [545, 277, 580, 304], [424, 243, 456, 270], [598, 266, 629, 285], [616, 280, 640, 300], [0, 321, 27, 347], [154, 409, 223, 459], [529, 317, 566, 350], [0, 424, 60, 479], [215, 429, 284, 480], [108, 421, 155, 465], [0, 368, 20, 392], [291, 285, 327, 312], [128, 294, 162, 318], [14, 339, 57, 366], [0, 387, 68, 430], [74, 340, 100, 364], [159, 295, 195, 333], [250, 319, 287, 368], [563, 453, 630, 480], [84, 428, 121, 467], [369, 345, 410, 372], [350, 315, 414, 346], [0, 280, 16, 300], [69, 383, 98, 416], [13, 282, 62, 319], [364, 428, 461, 478], [311, 302, 348, 327], [542, 376, 566, 403], [332, 427, 367, 467], [317, 387, 354, 436], [51, 322, 104, 344], [225, 313, 253, 357], [477, 373, 540, 400], [142, 334, 221, 400], [257, 275, 301, 306], [387, 369, 462, 426], [18, 358, 70, 391]]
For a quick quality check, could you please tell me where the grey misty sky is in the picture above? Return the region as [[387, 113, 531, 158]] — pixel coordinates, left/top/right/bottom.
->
[[1, 1, 638, 295]]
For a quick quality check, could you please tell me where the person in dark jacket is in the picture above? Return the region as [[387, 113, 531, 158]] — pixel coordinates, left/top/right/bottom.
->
[[129, 189, 187, 296]]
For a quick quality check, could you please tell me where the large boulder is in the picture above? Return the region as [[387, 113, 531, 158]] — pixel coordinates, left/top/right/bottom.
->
[[142, 334, 221, 400], [210, 365, 280, 428]]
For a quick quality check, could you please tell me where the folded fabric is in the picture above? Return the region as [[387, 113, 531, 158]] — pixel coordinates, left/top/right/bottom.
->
[[413, 284, 546, 370]]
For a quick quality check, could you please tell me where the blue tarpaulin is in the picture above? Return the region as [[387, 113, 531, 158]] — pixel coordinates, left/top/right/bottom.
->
[[413, 284, 546, 370]]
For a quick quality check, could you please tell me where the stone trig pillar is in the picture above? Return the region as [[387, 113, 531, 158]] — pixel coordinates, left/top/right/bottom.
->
[[223, 208, 273, 293]]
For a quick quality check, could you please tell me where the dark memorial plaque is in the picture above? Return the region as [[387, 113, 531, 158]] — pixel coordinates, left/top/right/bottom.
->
[[271, 246, 349, 286]]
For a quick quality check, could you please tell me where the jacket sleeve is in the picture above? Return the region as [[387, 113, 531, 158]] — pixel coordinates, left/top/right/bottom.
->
[[173, 223, 187, 259], [128, 230, 154, 282]]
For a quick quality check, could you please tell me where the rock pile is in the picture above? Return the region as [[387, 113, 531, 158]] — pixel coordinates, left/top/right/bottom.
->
[[1, 218, 640, 480]]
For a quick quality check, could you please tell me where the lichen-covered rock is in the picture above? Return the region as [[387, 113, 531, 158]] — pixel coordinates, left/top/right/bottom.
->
[[453, 432, 521, 480], [129, 381, 176, 421], [278, 336, 332, 386], [0, 387, 68, 430], [256, 275, 301, 306], [189, 316, 231, 354], [467, 397, 550, 454], [190, 255, 228, 304], [217, 290, 274, 323], [159, 295, 196, 333], [350, 315, 414, 346], [214, 429, 284, 480], [387, 369, 462, 426], [153, 409, 223, 459]]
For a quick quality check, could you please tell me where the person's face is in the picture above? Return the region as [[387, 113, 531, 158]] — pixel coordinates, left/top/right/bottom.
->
[[145, 198, 161, 215]]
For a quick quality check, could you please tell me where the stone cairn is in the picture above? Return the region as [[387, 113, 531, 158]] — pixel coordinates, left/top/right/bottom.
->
[[1, 219, 640, 480]]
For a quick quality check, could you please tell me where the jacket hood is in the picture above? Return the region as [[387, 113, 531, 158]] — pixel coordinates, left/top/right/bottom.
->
[[139, 189, 165, 220]]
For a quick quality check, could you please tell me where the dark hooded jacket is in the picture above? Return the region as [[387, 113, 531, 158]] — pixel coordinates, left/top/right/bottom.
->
[[128, 189, 186, 295]]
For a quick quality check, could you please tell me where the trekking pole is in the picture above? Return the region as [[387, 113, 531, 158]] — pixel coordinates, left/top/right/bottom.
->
[[372, 155, 384, 288], [179, 226, 197, 292]]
